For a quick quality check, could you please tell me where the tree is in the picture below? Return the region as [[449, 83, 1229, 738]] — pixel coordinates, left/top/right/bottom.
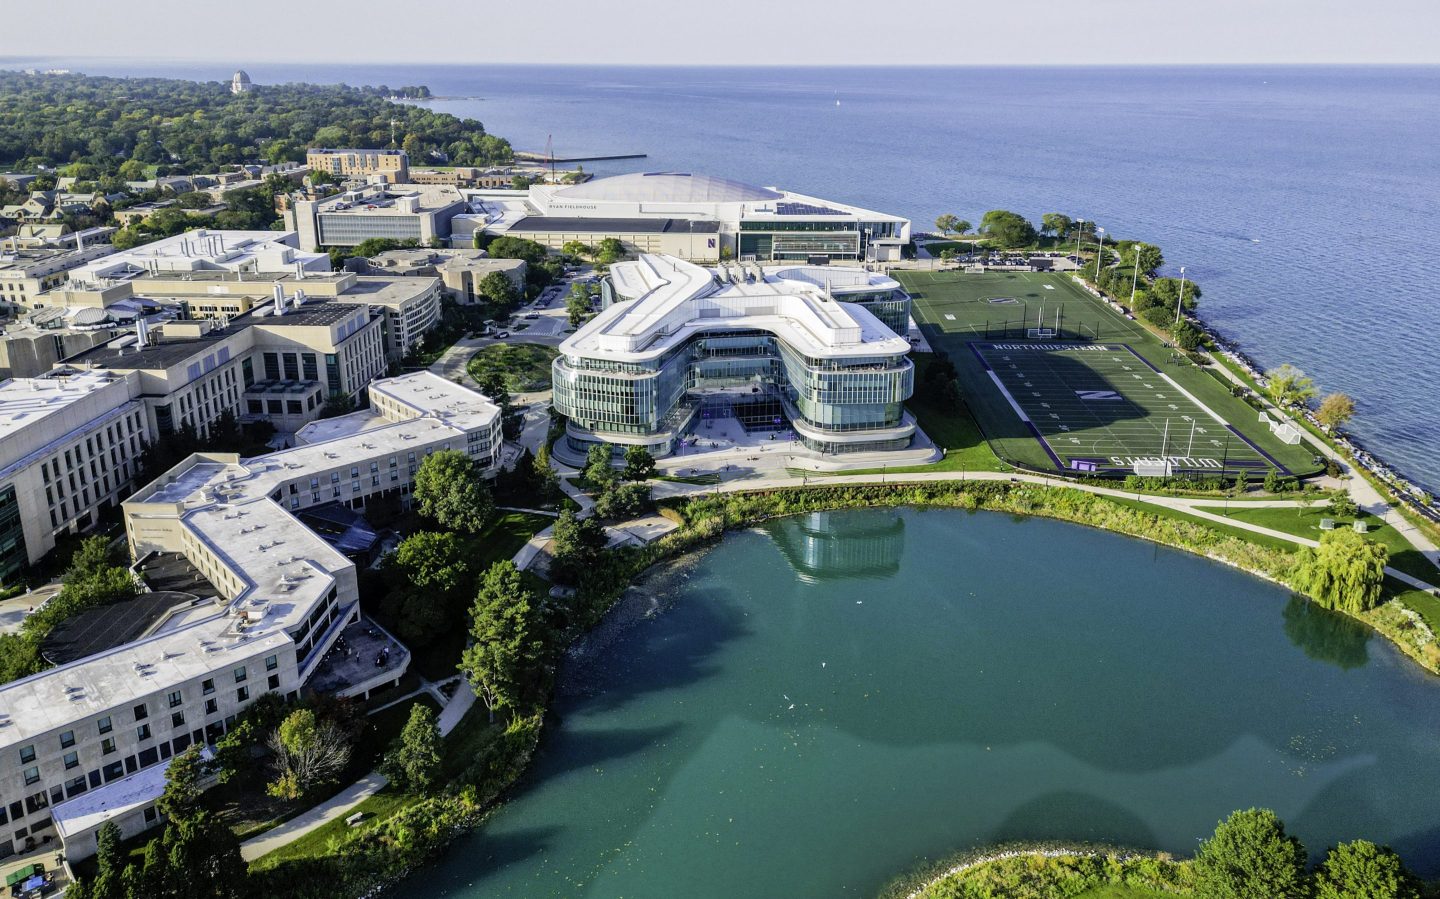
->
[[934, 213, 960, 235], [266, 708, 351, 800], [584, 443, 618, 489], [1314, 840, 1420, 899], [566, 288, 592, 327], [381, 703, 443, 793], [487, 235, 549, 266], [1264, 364, 1317, 409], [532, 441, 560, 502], [413, 449, 495, 534], [153, 811, 248, 898], [393, 531, 470, 593], [1193, 808, 1309, 899], [1327, 492, 1359, 519], [65, 535, 115, 583], [156, 745, 205, 824], [1316, 392, 1356, 431], [92, 820, 125, 899], [478, 270, 520, 308], [623, 445, 656, 481], [549, 508, 608, 585], [594, 482, 653, 520], [1292, 528, 1389, 614], [460, 561, 544, 720], [1171, 318, 1204, 351], [594, 237, 626, 265], [978, 209, 1036, 247], [953, 219, 971, 236], [1040, 213, 1072, 239], [561, 240, 593, 260], [938, 248, 956, 264], [1129, 242, 1164, 276], [1147, 276, 1201, 316], [318, 391, 355, 419]]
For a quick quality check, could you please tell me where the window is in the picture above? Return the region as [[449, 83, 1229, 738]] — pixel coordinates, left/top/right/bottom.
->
[[167, 690, 183, 708], [23, 766, 39, 786], [133, 703, 148, 721], [204, 699, 218, 716], [236, 686, 250, 703], [101, 738, 116, 755], [233, 666, 247, 684], [202, 678, 215, 695], [62, 752, 78, 770], [265, 654, 278, 671], [143, 806, 157, 824], [171, 711, 185, 728], [97, 716, 112, 735], [136, 724, 151, 742], [268, 674, 280, 691], [58, 731, 75, 749], [18, 745, 34, 764]]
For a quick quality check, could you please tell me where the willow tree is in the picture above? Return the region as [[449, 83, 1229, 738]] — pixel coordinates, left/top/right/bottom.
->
[[1292, 528, 1389, 614]]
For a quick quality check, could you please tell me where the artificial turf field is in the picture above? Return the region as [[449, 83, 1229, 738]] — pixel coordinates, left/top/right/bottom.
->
[[897, 270, 1320, 477]]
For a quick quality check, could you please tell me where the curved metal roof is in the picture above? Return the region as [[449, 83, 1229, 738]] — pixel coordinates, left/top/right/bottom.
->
[[553, 172, 783, 204]]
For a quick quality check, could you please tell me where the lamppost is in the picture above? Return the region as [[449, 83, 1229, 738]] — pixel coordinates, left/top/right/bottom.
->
[[1130, 247, 1142, 309], [1174, 266, 1187, 325], [1072, 218, 1084, 261], [1093, 228, 1105, 285]]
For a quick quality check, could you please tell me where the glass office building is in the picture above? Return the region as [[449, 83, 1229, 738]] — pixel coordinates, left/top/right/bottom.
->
[[553, 255, 916, 459]]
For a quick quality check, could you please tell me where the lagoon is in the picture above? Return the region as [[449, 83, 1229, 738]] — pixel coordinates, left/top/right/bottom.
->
[[417, 508, 1440, 897]]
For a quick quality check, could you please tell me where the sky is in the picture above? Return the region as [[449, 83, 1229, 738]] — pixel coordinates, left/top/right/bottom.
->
[[2, 0, 1437, 66]]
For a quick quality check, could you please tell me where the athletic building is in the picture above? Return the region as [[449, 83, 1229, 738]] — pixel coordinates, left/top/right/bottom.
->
[[463, 171, 911, 263], [553, 254, 917, 459]]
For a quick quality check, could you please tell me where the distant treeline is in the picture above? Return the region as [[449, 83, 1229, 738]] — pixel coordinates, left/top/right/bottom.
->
[[0, 70, 510, 176]]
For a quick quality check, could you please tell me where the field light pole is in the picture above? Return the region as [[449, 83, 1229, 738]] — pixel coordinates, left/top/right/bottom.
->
[[1072, 219, 1084, 261], [1093, 228, 1105, 281], [1130, 249, 1141, 308], [1174, 266, 1188, 325]]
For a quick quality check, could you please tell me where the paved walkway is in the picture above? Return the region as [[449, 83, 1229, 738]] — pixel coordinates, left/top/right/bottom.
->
[[240, 771, 388, 861], [1204, 353, 1440, 574]]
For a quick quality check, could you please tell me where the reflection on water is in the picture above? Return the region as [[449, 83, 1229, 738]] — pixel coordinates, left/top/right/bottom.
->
[[765, 509, 906, 582], [1282, 595, 1371, 670], [417, 510, 1440, 898]]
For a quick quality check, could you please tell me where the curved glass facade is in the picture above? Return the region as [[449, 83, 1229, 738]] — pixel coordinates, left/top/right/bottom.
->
[[553, 327, 914, 456]]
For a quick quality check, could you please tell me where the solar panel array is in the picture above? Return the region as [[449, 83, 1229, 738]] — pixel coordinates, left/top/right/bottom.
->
[[775, 202, 847, 216]]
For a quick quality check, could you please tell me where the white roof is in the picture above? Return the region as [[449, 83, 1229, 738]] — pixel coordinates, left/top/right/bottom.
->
[[53, 753, 175, 837], [552, 172, 783, 204], [562, 254, 909, 363]]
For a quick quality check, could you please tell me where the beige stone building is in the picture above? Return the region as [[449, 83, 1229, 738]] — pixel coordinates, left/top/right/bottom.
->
[[305, 148, 409, 184]]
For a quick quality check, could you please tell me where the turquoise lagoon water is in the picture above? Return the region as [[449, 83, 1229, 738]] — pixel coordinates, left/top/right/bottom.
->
[[416, 509, 1440, 897]]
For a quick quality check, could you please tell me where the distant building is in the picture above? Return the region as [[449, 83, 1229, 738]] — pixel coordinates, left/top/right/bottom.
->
[[463, 171, 911, 264], [305, 149, 409, 185], [0, 242, 118, 313], [68, 229, 330, 284], [368, 248, 526, 305], [230, 70, 252, 95], [284, 182, 467, 250]]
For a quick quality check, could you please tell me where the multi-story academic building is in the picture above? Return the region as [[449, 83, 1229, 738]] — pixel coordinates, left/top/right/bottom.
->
[[304, 149, 409, 184], [552, 253, 919, 460], [0, 372, 500, 863]]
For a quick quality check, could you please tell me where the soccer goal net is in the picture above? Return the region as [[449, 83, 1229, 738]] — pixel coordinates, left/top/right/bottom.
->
[[1132, 459, 1174, 477], [1026, 328, 1056, 340]]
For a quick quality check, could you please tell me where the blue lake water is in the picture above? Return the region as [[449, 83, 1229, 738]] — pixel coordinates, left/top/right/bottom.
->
[[24, 61, 1440, 491], [413, 509, 1440, 896]]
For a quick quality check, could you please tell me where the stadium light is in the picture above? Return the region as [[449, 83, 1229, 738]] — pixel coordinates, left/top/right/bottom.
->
[[1072, 219, 1084, 260], [1174, 266, 1188, 325], [1094, 228, 1105, 280], [1130, 249, 1142, 308]]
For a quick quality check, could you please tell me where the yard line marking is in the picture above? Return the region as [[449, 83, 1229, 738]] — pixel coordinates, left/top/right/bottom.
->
[[944, 313, 955, 320]]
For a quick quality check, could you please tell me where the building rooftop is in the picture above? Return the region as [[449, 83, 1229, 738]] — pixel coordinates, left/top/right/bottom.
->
[[69, 230, 328, 283], [53, 754, 178, 840], [507, 216, 720, 234], [552, 172, 783, 204], [312, 183, 464, 216], [565, 254, 909, 362], [0, 369, 130, 444], [40, 591, 210, 666]]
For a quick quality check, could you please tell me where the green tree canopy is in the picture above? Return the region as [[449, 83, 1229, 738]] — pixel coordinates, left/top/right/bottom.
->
[[487, 235, 549, 266], [1292, 528, 1389, 614], [1040, 212, 1072, 238], [478, 270, 520, 307], [156, 745, 206, 825], [460, 560, 545, 719], [1264, 363, 1317, 408], [381, 703, 443, 793], [393, 531, 471, 594], [934, 213, 960, 235], [979, 209, 1036, 247], [1146, 276, 1201, 315], [1314, 840, 1421, 899], [549, 508, 608, 585], [1194, 808, 1309, 899], [594, 237, 626, 265], [623, 445, 656, 481], [413, 449, 495, 534], [1316, 392, 1356, 431]]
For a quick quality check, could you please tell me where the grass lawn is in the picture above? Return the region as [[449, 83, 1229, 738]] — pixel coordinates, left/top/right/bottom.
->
[[466, 342, 559, 392], [896, 270, 1320, 479], [1191, 504, 1440, 584]]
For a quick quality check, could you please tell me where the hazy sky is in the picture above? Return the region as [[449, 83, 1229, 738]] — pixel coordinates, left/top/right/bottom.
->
[[3, 0, 1437, 66]]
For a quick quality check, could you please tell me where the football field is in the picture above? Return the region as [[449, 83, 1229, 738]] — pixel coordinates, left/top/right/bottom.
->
[[897, 270, 1316, 477]]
